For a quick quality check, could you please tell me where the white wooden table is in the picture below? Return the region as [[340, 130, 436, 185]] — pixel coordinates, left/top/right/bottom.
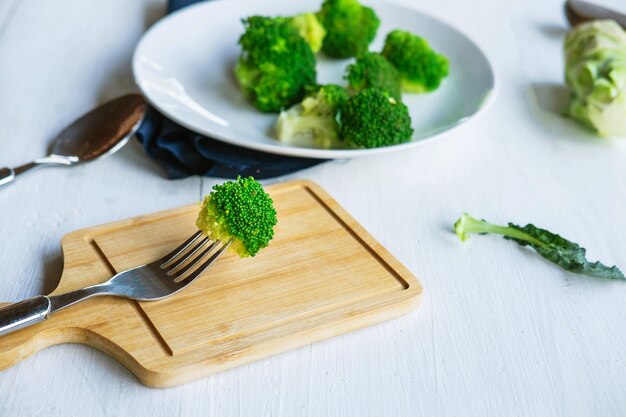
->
[[2, 0, 626, 415]]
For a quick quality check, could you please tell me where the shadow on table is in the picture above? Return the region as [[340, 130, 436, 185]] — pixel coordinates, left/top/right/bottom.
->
[[96, 1, 165, 103], [92, 3, 170, 177], [115, 139, 169, 178], [40, 251, 63, 296], [526, 82, 606, 145], [534, 22, 568, 39]]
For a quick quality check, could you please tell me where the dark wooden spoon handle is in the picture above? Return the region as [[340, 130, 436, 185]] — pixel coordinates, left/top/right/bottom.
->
[[565, 0, 626, 29]]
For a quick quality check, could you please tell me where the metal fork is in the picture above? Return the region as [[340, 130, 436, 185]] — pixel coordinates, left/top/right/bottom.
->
[[0, 231, 233, 337]]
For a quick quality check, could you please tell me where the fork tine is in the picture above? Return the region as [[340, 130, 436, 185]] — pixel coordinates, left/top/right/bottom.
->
[[169, 240, 220, 277], [160, 230, 203, 266], [163, 235, 210, 270], [175, 238, 234, 283]]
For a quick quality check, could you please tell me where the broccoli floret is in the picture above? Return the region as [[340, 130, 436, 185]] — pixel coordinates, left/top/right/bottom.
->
[[287, 13, 326, 53], [345, 52, 402, 100], [259, 14, 325, 53], [317, 0, 380, 58], [340, 88, 413, 148], [235, 16, 317, 112], [382, 29, 449, 93], [196, 177, 277, 258], [276, 84, 348, 148]]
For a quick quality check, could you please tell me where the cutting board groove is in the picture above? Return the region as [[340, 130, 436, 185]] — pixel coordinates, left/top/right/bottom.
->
[[304, 187, 410, 288], [0, 180, 422, 387], [128, 299, 173, 356]]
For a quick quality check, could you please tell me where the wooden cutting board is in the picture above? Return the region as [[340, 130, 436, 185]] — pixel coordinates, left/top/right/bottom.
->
[[0, 180, 422, 387]]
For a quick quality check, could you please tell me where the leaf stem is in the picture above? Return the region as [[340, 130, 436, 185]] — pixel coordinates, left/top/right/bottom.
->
[[454, 213, 544, 247]]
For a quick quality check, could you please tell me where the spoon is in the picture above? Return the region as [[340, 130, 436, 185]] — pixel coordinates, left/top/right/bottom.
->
[[565, 0, 626, 29], [0, 94, 147, 187]]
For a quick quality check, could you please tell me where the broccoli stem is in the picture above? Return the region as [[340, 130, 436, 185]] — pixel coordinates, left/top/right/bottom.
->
[[454, 213, 544, 247]]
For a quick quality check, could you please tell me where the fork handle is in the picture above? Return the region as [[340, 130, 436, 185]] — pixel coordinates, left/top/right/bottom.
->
[[0, 296, 51, 336]]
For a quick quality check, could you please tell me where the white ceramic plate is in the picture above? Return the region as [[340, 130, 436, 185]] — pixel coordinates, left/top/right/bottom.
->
[[133, 0, 496, 158]]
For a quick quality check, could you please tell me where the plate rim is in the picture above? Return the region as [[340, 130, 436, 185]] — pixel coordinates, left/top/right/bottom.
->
[[132, 0, 498, 159]]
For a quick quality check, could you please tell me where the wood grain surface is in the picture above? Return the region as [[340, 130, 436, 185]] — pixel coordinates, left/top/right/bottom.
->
[[1, 0, 626, 415], [0, 180, 421, 387]]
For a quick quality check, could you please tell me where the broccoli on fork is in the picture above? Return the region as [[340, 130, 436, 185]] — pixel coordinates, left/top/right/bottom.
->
[[196, 177, 277, 258], [382, 29, 449, 93], [317, 0, 380, 58], [235, 16, 317, 112], [275, 84, 348, 148]]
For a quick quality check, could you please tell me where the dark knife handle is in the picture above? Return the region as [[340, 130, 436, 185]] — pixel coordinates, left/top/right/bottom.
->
[[565, 0, 626, 29], [0, 167, 15, 186]]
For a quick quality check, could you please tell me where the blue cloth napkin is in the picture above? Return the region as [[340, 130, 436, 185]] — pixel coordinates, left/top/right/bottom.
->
[[135, 0, 327, 180]]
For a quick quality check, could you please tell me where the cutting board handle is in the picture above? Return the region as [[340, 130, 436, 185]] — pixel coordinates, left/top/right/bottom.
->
[[0, 298, 97, 372], [0, 296, 52, 336]]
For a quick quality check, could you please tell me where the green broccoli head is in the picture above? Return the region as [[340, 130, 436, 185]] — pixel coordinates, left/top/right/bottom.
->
[[287, 13, 327, 53], [317, 0, 380, 58], [340, 88, 413, 148], [196, 177, 277, 258], [304, 84, 349, 112], [565, 20, 626, 137], [276, 84, 348, 148], [345, 52, 402, 100], [382, 29, 449, 93], [235, 16, 317, 112]]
